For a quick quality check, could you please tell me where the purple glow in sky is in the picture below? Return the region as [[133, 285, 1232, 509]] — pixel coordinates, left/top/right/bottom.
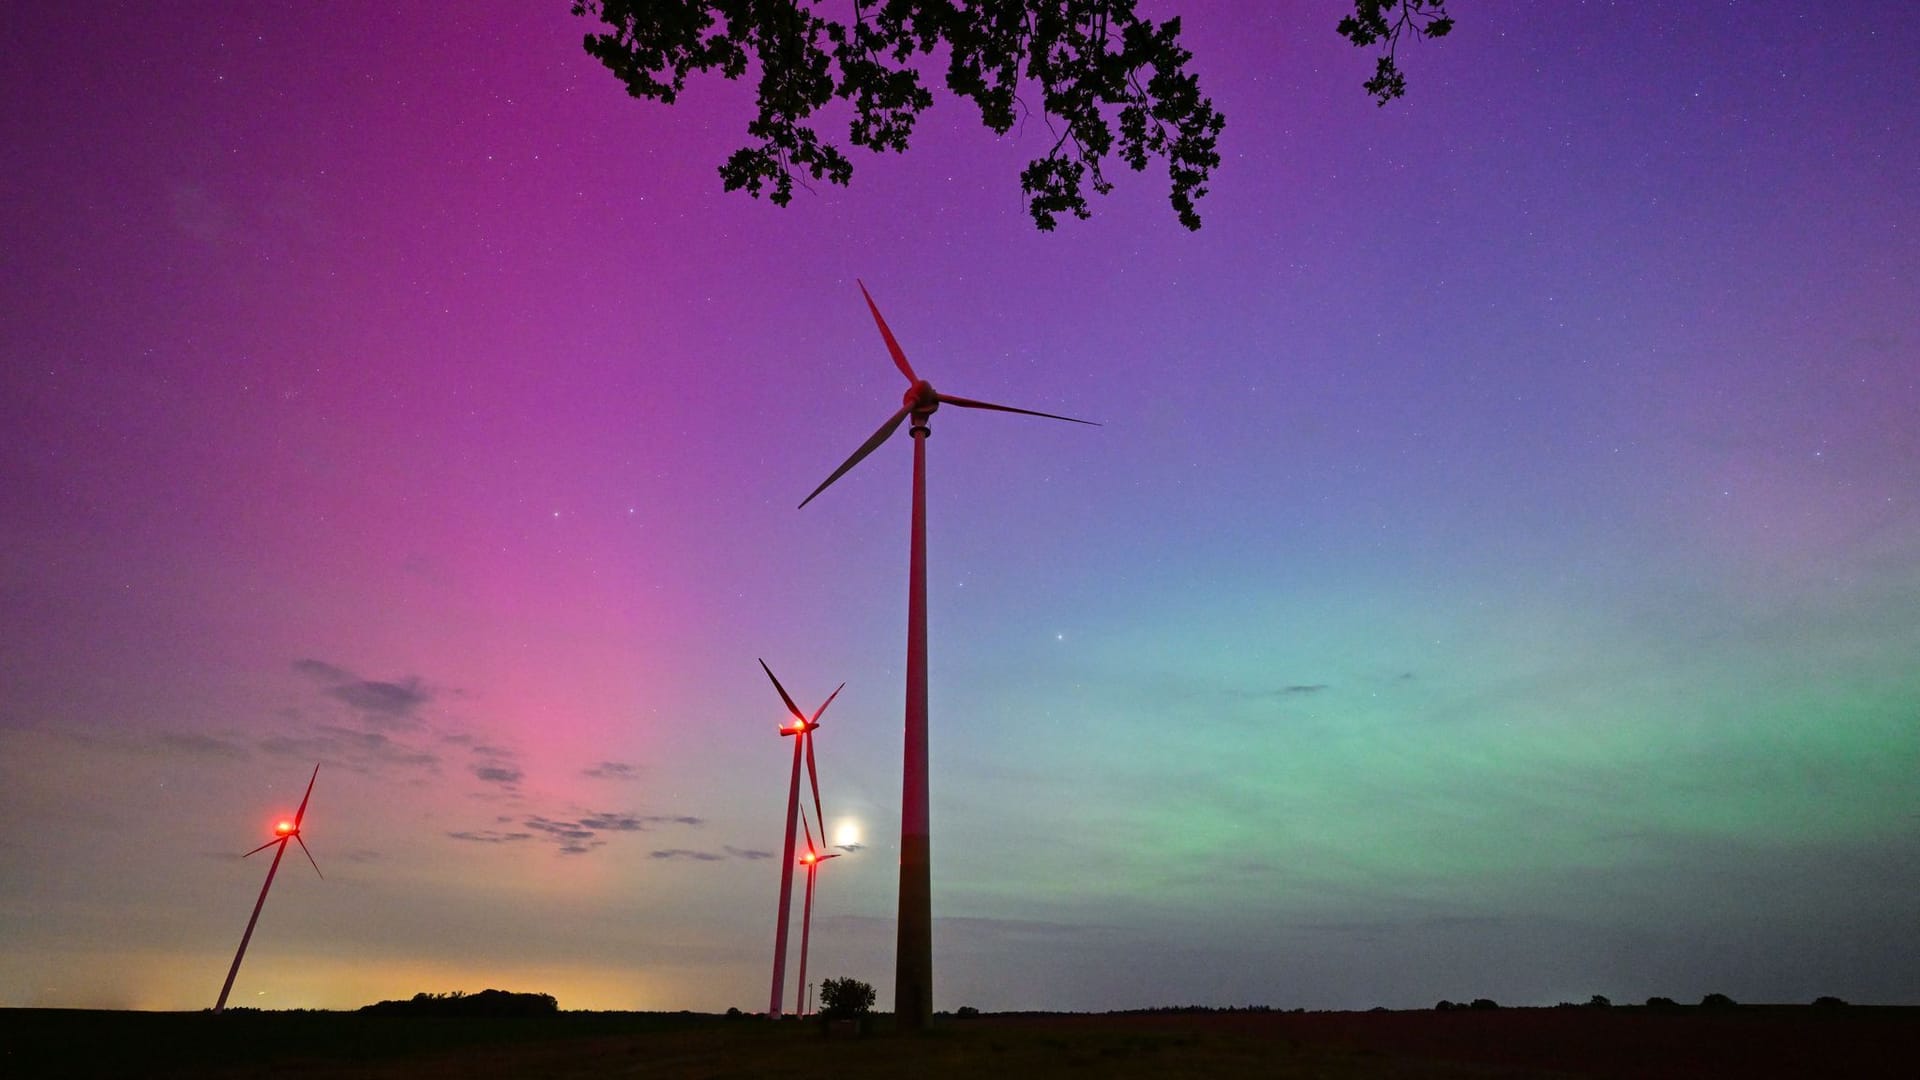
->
[[2, 2, 1917, 1012]]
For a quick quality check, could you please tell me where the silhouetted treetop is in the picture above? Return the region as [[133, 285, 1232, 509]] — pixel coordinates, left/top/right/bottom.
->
[[572, 2, 1455, 231], [818, 976, 876, 1018], [359, 989, 558, 1016], [1334, 1, 1454, 105]]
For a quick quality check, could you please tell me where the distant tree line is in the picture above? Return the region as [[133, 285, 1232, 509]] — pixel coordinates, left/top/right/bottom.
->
[[1432, 993, 1855, 1012], [359, 989, 559, 1017]]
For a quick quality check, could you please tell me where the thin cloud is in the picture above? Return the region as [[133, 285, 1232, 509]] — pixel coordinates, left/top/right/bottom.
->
[[575, 812, 703, 831], [578, 812, 645, 832], [258, 726, 438, 771], [724, 846, 774, 860], [472, 764, 523, 786], [328, 677, 428, 719], [583, 761, 640, 781], [293, 658, 351, 683], [651, 849, 725, 861], [155, 732, 251, 759], [524, 816, 594, 842], [448, 830, 533, 844], [292, 658, 431, 729], [1281, 684, 1329, 695]]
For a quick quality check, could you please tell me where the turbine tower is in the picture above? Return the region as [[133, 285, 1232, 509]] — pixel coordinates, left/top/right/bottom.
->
[[792, 806, 842, 1016], [759, 659, 841, 1017], [215, 763, 322, 1013], [799, 281, 1095, 1029]]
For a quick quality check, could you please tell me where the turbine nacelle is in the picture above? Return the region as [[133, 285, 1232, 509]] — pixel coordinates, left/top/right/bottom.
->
[[904, 379, 938, 415], [780, 719, 819, 737], [274, 821, 295, 836]]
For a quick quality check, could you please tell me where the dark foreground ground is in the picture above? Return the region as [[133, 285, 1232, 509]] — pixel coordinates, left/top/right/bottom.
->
[[3, 1004, 1915, 1078]]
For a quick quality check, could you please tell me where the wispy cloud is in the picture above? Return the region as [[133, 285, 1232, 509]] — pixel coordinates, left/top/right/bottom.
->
[[471, 763, 523, 786], [293, 658, 431, 730], [259, 725, 438, 771], [480, 809, 704, 856], [524, 816, 596, 843], [650, 849, 725, 861], [292, 658, 350, 683], [329, 677, 428, 720], [724, 846, 774, 861], [448, 830, 533, 844], [583, 761, 640, 781], [1281, 684, 1329, 695], [155, 732, 251, 759], [579, 813, 705, 831]]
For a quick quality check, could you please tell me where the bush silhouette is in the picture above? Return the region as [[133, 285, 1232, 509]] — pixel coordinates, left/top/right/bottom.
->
[[1434, 1000, 1458, 1011], [1469, 998, 1499, 1010], [818, 977, 875, 1019], [1699, 992, 1736, 1009], [1813, 995, 1848, 1008], [1645, 996, 1679, 1010], [360, 989, 557, 1017], [955, 1005, 980, 1018], [1587, 994, 1611, 1008]]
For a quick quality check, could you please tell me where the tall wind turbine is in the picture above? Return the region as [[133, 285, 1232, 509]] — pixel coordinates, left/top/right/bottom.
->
[[215, 763, 322, 1013], [792, 806, 843, 1016], [799, 281, 1096, 1029], [759, 659, 841, 1017]]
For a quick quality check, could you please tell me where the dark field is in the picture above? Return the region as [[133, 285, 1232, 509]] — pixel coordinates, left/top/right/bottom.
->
[[4, 1005, 1915, 1078]]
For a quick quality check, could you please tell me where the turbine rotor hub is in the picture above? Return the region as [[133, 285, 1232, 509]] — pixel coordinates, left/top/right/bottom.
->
[[903, 380, 938, 415]]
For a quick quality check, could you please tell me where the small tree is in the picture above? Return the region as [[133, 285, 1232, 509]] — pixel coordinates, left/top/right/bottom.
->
[[1700, 992, 1736, 1009], [1587, 995, 1612, 1008], [818, 976, 876, 1019]]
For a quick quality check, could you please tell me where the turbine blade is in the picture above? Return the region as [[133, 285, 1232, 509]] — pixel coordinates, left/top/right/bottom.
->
[[296, 835, 323, 879], [757, 659, 806, 724], [293, 763, 320, 829], [821, 852, 842, 861], [798, 407, 910, 509], [242, 838, 280, 858], [809, 682, 845, 725], [857, 280, 918, 383], [800, 804, 816, 853], [937, 393, 1100, 426], [804, 730, 825, 851]]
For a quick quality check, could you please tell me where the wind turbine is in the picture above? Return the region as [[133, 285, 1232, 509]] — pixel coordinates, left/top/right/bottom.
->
[[214, 763, 322, 1013], [759, 659, 841, 1018], [792, 806, 842, 1016], [799, 281, 1096, 1029]]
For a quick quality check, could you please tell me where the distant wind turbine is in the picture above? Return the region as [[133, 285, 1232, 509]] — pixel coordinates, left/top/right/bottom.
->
[[792, 806, 842, 1016], [759, 659, 841, 1018], [799, 281, 1096, 1029], [214, 763, 322, 1013]]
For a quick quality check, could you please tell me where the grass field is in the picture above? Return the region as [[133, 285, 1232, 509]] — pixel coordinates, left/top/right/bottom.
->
[[4, 1004, 1914, 1078]]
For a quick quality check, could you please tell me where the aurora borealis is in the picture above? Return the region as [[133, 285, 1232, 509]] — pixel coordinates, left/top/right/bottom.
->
[[3, 1, 1917, 1013]]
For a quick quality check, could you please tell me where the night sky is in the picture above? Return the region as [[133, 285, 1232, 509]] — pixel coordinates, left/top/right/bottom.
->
[[3, 2, 1917, 1013]]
